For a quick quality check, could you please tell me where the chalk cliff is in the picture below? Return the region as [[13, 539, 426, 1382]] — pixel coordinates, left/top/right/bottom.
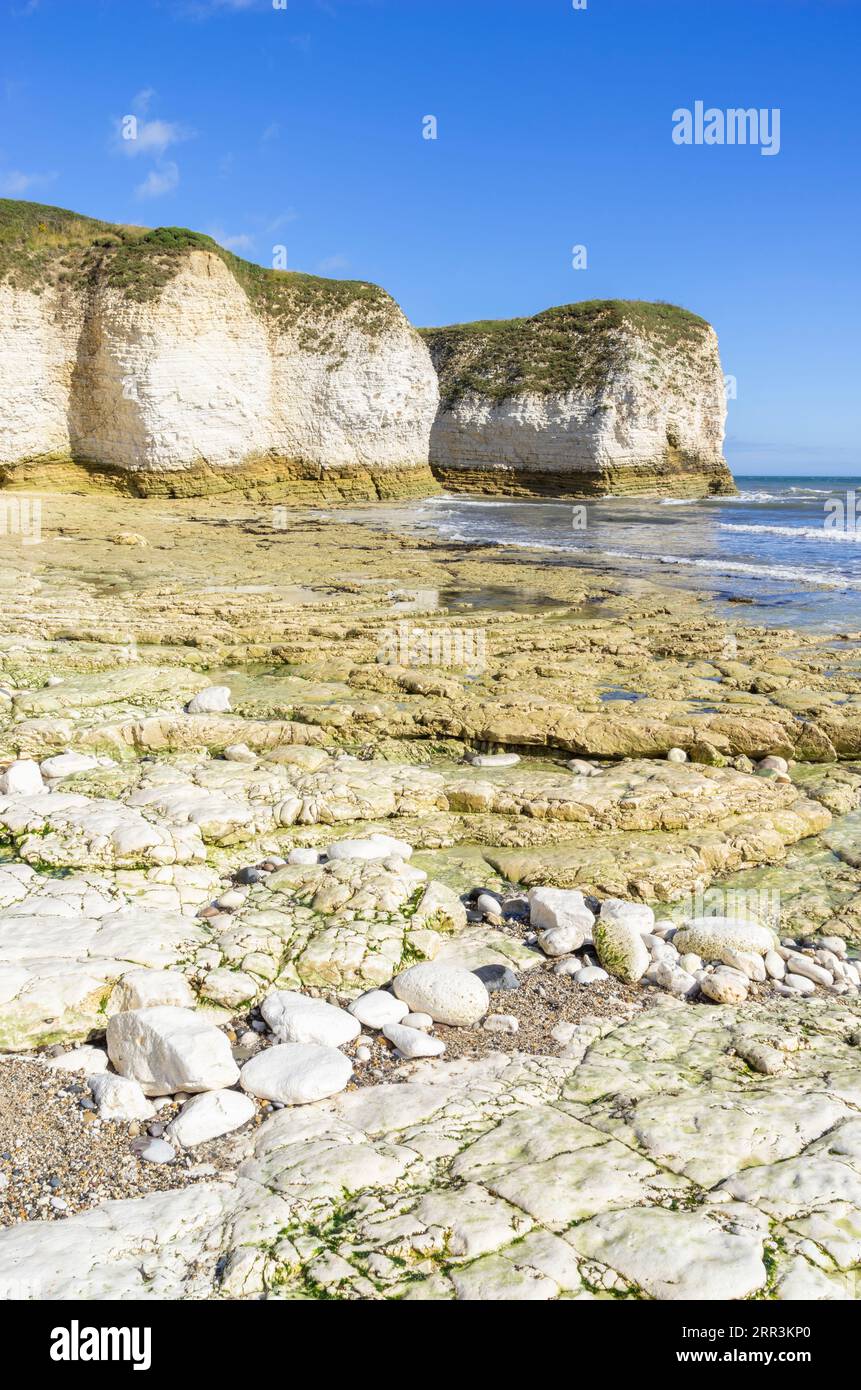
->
[[0, 200, 439, 499], [421, 301, 735, 497]]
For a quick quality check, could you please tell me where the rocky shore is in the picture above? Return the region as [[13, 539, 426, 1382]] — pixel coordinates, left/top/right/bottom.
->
[[0, 492, 860, 1301]]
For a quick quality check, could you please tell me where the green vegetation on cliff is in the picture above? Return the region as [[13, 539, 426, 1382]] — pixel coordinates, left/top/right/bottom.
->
[[421, 299, 711, 405], [0, 198, 399, 339]]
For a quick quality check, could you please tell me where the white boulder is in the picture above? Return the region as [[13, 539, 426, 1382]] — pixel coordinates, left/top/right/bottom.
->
[[167, 1089, 256, 1148], [240, 1043, 352, 1105], [106, 1007, 240, 1096], [89, 1073, 156, 1121], [392, 962, 489, 1026], [186, 686, 231, 715], [382, 1022, 446, 1058], [0, 760, 45, 796], [110, 969, 195, 1014], [260, 991, 360, 1047], [348, 990, 409, 1030]]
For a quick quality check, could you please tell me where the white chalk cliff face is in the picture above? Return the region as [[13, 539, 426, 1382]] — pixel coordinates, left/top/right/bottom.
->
[[423, 307, 735, 498], [0, 224, 438, 499]]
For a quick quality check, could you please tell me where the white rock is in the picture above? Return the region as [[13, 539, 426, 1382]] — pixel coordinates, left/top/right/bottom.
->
[[240, 1043, 352, 1105], [653, 960, 698, 997], [678, 953, 702, 974], [287, 848, 321, 866], [528, 887, 594, 950], [600, 898, 655, 934], [89, 1073, 155, 1122], [47, 1045, 110, 1074], [553, 957, 583, 976], [701, 969, 749, 1005], [355, 1046, 372, 1063], [818, 936, 847, 958], [110, 968, 195, 1013], [186, 685, 231, 714], [0, 759, 45, 796], [783, 953, 832, 987], [106, 1007, 240, 1096], [348, 990, 409, 1030], [783, 972, 816, 996], [393, 962, 489, 1026], [401, 1012, 433, 1030], [476, 892, 502, 917], [566, 758, 597, 775], [367, 832, 414, 859], [39, 752, 99, 779], [166, 1089, 256, 1148], [574, 965, 609, 984], [260, 991, 360, 1047], [383, 1022, 446, 1058], [483, 1013, 519, 1033], [723, 950, 767, 983], [470, 753, 520, 768], [215, 889, 246, 910], [199, 969, 258, 1009], [136, 1138, 175, 1164], [758, 755, 789, 774], [667, 747, 688, 763], [673, 917, 774, 962], [223, 744, 257, 764]]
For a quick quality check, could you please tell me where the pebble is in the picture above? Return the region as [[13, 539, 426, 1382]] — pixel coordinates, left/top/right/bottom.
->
[[348, 990, 409, 1030], [401, 1012, 433, 1031], [0, 759, 45, 796], [382, 1023, 446, 1058], [355, 1046, 372, 1063], [476, 892, 503, 917], [223, 743, 258, 764], [89, 1074, 156, 1122], [469, 753, 520, 768], [186, 685, 231, 714], [700, 970, 749, 1005], [783, 973, 816, 996], [47, 1045, 110, 1074], [757, 755, 789, 774], [287, 848, 321, 866], [783, 954, 832, 987], [764, 950, 786, 981], [234, 865, 266, 885], [575, 966, 609, 985], [483, 1014, 519, 1034], [167, 1090, 257, 1148], [667, 747, 688, 763], [131, 1137, 176, 1164]]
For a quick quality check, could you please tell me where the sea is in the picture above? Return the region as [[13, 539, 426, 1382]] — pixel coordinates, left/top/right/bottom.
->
[[363, 475, 861, 633]]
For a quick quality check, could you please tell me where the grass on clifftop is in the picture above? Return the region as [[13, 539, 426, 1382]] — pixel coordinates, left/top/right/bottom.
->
[[0, 198, 399, 339], [420, 300, 711, 404]]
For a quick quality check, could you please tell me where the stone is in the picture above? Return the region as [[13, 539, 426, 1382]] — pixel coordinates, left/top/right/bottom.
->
[[783, 953, 833, 988], [593, 913, 650, 984], [223, 744, 257, 764], [287, 847, 321, 865], [653, 962, 698, 997], [199, 969, 258, 1009], [0, 760, 45, 796], [667, 747, 688, 763], [673, 917, 774, 963], [89, 1073, 156, 1122], [575, 966, 609, 984], [783, 973, 816, 996], [401, 1012, 433, 1030], [166, 1090, 256, 1148], [239, 1043, 352, 1105], [678, 953, 702, 974], [393, 963, 489, 1026], [528, 887, 594, 948], [133, 1138, 176, 1164], [484, 1014, 519, 1034], [723, 950, 767, 983], [260, 991, 360, 1047], [47, 1045, 110, 1074], [186, 686, 231, 715], [110, 968, 195, 1013], [476, 892, 502, 917], [701, 969, 749, 1005], [758, 755, 789, 774], [383, 1022, 446, 1058], [39, 752, 100, 779], [326, 838, 406, 862], [473, 964, 520, 993], [470, 753, 520, 768], [348, 990, 409, 1030], [764, 950, 786, 981], [599, 898, 655, 935], [106, 1007, 240, 1096]]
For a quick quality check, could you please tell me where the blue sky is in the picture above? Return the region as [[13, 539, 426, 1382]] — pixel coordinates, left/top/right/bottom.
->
[[1, 0, 859, 475]]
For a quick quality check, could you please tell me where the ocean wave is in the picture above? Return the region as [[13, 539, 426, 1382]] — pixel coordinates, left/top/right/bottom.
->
[[720, 522, 861, 543]]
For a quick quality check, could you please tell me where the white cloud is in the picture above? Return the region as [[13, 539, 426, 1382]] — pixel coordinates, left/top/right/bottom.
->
[[316, 254, 349, 273], [265, 209, 298, 232], [118, 117, 192, 158], [132, 87, 156, 115], [0, 168, 56, 195], [135, 161, 179, 199], [209, 227, 255, 252]]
